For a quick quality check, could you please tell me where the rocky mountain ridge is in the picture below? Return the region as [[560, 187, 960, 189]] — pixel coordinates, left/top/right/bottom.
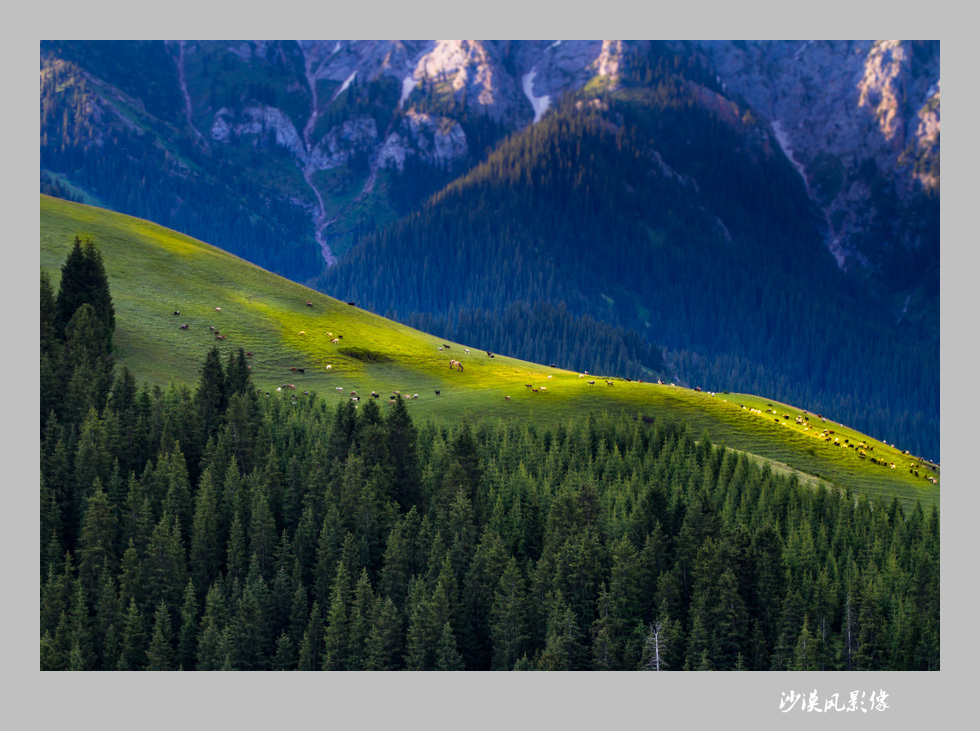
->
[[41, 40, 939, 312], [690, 40, 939, 276]]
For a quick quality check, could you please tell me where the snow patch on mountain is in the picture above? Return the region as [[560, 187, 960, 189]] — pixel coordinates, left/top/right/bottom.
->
[[399, 75, 417, 109], [771, 120, 809, 194], [331, 71, 357, 103], [522, 69, 551, 124]]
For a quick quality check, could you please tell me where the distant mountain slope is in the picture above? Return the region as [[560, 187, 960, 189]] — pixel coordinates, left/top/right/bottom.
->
[[40, 195, 938, 508], [40, 40, 939, 302], [317, 74, 939, 460]]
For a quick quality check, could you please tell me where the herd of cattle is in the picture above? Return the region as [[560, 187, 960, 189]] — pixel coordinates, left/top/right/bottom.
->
[[172, 303, 938, 484], [728, 400, 940, 484]]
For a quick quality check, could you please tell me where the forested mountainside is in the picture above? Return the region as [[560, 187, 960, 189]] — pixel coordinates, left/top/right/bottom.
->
[[39, 40, 939, 459], [319, 70, 938, 459], [40, 260, 939, 671]]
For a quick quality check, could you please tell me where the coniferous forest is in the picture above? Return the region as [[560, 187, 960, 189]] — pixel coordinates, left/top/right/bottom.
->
[[40, 243, 939, 671]]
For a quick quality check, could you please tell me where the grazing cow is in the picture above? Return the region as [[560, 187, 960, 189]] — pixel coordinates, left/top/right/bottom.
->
[[540, 386, 547, 391], [179, 324, 189, 330], [351, 397, 359, 402], [490, 354, 495, 359], [444, 344, 451, 349], [297, 368, 305, 374], [306, 301, 313, 307], [588, 380, 595, 385], [487, 351, 492, 357], [439, 347, 444, 351], [465, 349, 470, 354], [657, 379, 663, 384], [348, 302, 356, 306], [351, 391, 357, 396], [505, 395, 511, 400], [217, 335, 227, 340], [290, 367, 297, 372], [215, 307, 221, 311], [394, 391, 401, 395], [435, 390, 441, 395], [532, 388, 539, 393], [289, 384, 296, 389], [525, 384, 532, 389], [173, 310, 180, 316], [695, 387, 702, 392], [276, 387, 282, 392], [606, 381, 613, 386], [547, 375, 552, 380], [371, 392, 379, 398], [209, 326, 215, 331], [246, 352, 253, 357], [336, 387, 343, 391], [412, 394, 418, 399], [579, 374, 584, 378], [331, 338, 340, 344]]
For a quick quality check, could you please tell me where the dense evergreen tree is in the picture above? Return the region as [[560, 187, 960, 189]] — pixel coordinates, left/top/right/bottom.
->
[[39, 344, 940, 671], [55, 237, 114, 346]]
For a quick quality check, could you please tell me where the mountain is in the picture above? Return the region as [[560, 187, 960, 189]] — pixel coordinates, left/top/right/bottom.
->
[[38, 40, 940, 458], [40, 40, 939, 288], [39, 193, 944, 675], [40, 194, 939, 510], [693, 40, 939, 319]]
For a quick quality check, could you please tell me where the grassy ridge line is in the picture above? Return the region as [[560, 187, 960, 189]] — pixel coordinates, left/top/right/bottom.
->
[[39, 195, 939, 509]]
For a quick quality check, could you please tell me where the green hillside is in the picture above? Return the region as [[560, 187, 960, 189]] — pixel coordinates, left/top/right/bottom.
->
[[40, 194, 939, 509]]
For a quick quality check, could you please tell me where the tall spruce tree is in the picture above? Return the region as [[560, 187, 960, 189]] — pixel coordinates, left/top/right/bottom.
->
[[55, 237, 114, 347]]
